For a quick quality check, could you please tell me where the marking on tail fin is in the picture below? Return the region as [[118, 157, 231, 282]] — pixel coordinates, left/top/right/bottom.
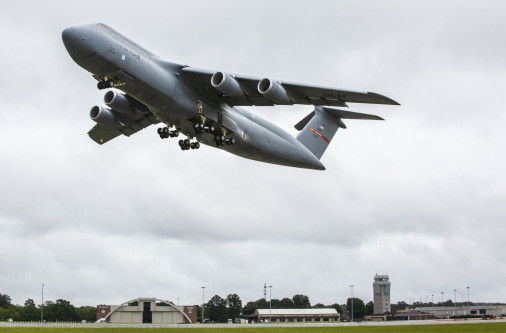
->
[[309, 127, 330, 144]]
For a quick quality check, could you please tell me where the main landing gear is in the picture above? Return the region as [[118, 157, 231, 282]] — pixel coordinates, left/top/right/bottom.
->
[[178, 139, 200, 150], [193, 120, 215, 135], [191, 118, 236, 147], [157, 126, 200, 151], [214, 134, 236, 146], [157, 126, 179, 139]]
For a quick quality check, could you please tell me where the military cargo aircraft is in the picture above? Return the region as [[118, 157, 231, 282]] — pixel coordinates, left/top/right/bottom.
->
[[62, 23, 399, 170]]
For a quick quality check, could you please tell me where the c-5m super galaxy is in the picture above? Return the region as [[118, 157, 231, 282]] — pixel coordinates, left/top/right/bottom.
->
[[62, 23, 399, 170]]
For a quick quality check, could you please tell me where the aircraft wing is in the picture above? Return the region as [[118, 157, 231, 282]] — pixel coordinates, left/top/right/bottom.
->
[[88, 111, 160, 144], [88, 124, 123, 144], [181, 67, 399, 107]]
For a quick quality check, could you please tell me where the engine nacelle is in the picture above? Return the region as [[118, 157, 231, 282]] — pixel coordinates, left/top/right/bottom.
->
[[258, 78, 292, 105], [104, 90, 148, 115], [90, 106, 125, 128], [211, 72, 244, 97]]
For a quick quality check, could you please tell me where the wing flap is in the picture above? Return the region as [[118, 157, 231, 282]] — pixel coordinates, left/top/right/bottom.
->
[[88, 124, 123, 145], [180, 66, 400, 107]]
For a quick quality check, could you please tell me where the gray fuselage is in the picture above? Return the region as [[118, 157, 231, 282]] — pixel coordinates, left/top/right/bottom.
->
[[62, 23, 325, 170]]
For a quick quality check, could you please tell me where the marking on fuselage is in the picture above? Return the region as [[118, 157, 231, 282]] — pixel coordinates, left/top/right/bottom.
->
[[309, 127, 330, 144]]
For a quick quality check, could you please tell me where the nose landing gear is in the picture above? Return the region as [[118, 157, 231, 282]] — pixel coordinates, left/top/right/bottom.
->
[[96, 76, 125, 90]]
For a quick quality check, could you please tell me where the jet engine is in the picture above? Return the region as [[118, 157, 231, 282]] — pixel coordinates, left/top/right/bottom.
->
[[104, 90, 149, 115], [258, 78, 292, 104], [90, 106, 128, 128], [211, 72, 244, 97]]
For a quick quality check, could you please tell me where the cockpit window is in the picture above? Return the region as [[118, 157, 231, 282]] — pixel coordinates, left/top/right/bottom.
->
[[97, 23, 104, 28]]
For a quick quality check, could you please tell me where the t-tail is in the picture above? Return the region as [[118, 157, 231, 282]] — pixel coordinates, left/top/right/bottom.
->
[[295, 106, 384, 159]]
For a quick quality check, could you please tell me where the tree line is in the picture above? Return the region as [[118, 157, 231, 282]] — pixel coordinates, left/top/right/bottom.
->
[[0, 294, 95, 322], [202, 293, 376, 323], [4, 291, 481, 323]]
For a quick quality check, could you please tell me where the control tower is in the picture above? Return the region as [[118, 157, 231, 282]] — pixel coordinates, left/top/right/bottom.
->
[[373, 274, 391, 314]]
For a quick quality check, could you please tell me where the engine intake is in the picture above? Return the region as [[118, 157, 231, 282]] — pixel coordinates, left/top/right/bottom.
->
[[104, 90, 149, 115], [90, 106, 128, 128], [258, 78, 292, 105], [211, 72, 244, 97]]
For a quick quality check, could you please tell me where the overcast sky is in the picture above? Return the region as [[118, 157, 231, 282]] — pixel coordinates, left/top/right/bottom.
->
[[1, 0, 505, 308]]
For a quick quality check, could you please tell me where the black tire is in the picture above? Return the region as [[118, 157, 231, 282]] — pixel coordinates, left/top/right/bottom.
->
[[97, 82, 103, 89], [184, 139, 190, 145], [178, 140, 184, 146], [157, 128, 163, 134], [230, 138, 236, 145], [173, 131, 179, 137], [195, 142, 200, 149]]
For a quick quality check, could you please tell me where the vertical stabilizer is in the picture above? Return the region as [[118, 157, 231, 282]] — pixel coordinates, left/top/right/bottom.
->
[[295, 106, 383, 159]]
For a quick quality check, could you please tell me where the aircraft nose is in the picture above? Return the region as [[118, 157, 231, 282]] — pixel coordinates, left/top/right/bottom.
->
[[62, 26, 94, 60]]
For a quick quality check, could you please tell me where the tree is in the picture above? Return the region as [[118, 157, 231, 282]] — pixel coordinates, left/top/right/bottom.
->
[[329, 303, 343, 315], [292, 294, 311, 308], [365, 301, 374, 315], [20, 299, 40, 321], [346, 297, 365, 319], [43, 299, 77, 322], [24, 299, 35, 307], [226, 294, 242, 321], [206, 295, 228, 323], [242, 301, 258, 316], [75, 306, 96, 322], [312, 303, 326, 308], [0, 294, 12, 308], [391, 301, 408, 314], [279, 297, 294, 308], [270, 299, 281, 308]]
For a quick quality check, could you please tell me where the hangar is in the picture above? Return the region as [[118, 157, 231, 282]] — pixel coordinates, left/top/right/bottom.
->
[[96, 298, 197, 324]]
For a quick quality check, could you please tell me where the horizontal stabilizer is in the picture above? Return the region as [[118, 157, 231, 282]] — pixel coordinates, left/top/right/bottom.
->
[[320, 107, 384, 121], [295, 106, 385, 159]]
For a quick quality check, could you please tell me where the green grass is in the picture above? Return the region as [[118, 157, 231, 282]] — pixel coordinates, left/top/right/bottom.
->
[[1, 323, 506, 333]]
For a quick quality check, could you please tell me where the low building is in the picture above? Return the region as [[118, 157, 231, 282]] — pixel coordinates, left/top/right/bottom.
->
[[416, 305, 506, 318], [249, 308, 340, 323], [97, 298, 197, 324], [393, 309, 434, 321]]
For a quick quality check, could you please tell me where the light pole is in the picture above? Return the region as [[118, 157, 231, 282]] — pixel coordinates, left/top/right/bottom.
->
[[431, 294, 434, 307], [201, 286, 206, 323], [41, 283, 44, 323], [350, 285, 354, 322], [453, 289, 457, 313], [441, 292, 444, 306], [268, 285, 273, 323], [467, 287, 470, 307]]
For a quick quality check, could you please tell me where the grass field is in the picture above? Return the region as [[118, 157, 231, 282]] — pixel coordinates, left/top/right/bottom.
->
[[1, 323, 506, 333]]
